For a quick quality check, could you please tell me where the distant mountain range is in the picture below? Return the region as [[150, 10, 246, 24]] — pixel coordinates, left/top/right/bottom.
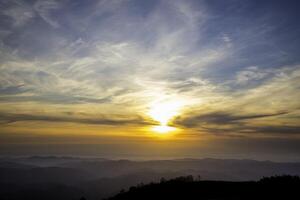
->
[[0, 157, 300, 200]]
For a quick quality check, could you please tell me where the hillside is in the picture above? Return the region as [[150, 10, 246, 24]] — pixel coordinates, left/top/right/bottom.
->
[[106, 175, 300, 200], [1, 157, 300, 200]]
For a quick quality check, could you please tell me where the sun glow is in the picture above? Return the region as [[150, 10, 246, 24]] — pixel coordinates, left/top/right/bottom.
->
[[149, 101, 183, 125], [152, 125, 176, 133], [148, 100, 184, 134]]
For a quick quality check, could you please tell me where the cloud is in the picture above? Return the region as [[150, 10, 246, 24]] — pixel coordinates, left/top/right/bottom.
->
[[34, 0, 61, 28], [0, 94, 111, 104], [197, 124, 300, 136], [175, 111, 289, 128], [1, 1, 35, 27], [240, 125, 300, 135], [172, 65, 300, 136], [0, 0, 224, 105], [0, 0, 299, 139], [0, 84, 27, 95], [235, 66, 269, 85], [174, 109, 300, 136], [0, 112, 151, 126]]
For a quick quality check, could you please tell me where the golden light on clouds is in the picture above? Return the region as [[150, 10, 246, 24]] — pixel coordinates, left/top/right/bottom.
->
[[0, 0, 299, 161]]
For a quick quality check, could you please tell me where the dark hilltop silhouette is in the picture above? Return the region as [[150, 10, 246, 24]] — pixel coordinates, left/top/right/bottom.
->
[[106, 175, 300, 200], [0, 157, 300, 200]]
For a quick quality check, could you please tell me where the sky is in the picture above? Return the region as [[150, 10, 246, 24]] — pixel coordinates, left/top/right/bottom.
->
[[0, 0, 300, 161]]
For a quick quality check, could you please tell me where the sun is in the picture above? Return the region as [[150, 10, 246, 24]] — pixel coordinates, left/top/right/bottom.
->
[[152, 125, 176, 133], [148, 100, 184, 134], [149, 101, 183, 126]]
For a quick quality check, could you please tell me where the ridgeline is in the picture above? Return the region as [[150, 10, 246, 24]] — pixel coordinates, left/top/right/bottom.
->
[[105, 175, 300, 200]]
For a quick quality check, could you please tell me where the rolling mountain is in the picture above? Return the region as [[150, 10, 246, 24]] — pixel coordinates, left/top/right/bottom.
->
[[0, 157, 300, 200]]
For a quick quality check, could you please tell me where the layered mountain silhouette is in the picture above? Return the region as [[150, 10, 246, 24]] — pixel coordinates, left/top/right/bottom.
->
[[0, 157, 300, 200]]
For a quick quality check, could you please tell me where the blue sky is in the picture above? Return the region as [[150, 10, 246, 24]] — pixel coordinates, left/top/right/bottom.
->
[[0, 0, 299, 160]]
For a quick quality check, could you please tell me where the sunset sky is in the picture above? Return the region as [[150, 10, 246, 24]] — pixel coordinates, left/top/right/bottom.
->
[[0, 0, 299, 161]]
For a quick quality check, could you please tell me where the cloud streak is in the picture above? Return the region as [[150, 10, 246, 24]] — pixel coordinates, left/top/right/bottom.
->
[[0, 0, 299, 139], [175, 111, 289, 128], [0, 112, 151, 126]]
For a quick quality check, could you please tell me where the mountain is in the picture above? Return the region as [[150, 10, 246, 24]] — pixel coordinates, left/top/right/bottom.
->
[[0, 157, 300, 200], [106, 175, 300, 200]]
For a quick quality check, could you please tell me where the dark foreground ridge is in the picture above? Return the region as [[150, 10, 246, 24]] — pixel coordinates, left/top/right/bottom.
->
[[1, 157, 300, 200], [105, 175, 300, 200]]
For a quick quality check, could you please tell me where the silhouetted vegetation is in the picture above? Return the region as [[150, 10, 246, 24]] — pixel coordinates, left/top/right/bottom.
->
[[1, 157, 300, 200], [106, 175, 300, 200]]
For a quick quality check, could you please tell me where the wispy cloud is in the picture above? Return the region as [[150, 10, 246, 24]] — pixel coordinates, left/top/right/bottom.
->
[[34, 0, 61, 28], [0, 0, 299, 138], [175, 111, 289, 128], [0, 112, 151, 126], [1, 1, 35, 27]]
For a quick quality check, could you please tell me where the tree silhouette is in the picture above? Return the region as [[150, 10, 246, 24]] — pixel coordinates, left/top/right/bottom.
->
[[107, 175, 300, 200]]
